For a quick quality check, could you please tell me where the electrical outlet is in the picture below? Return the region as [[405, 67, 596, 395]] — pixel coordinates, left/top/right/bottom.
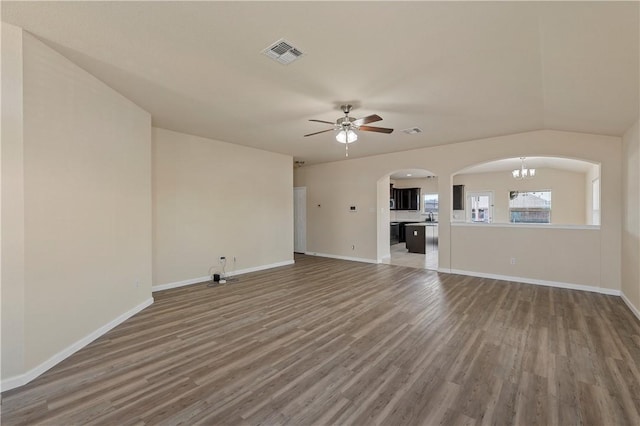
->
[[233, 256, 236, 262], [352, 245, 355, 250], [219, 256, 226, 263], [510, 257, 516, 265], [135, 280, 140, 288]]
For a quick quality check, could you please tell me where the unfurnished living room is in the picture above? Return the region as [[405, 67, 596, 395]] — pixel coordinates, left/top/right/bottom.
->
[[1, 1, 640, 425]]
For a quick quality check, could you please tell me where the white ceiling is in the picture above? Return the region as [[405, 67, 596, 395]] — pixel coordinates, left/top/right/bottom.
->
[[390, 156, 593, 178], [2, 1, 638, 165]]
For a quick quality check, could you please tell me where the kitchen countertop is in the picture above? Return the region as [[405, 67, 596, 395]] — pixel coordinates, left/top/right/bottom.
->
[[391, 221, 438, 224], [405, 222, 438, 227]]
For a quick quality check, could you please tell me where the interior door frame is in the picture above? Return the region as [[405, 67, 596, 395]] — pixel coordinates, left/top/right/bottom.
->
[[293, 187, 307, 253]]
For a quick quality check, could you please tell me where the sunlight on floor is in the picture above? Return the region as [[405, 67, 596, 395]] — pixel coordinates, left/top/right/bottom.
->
[[381, 243, 438, 270]]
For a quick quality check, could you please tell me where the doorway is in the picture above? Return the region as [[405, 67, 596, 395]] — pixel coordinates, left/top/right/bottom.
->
[[379, 170, 439, 271]]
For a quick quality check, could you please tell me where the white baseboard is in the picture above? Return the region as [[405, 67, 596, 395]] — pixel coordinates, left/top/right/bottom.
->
[[304, 252, 378, 264], [152, 259, 295, 292], [152, 275, 211, 292], [1, 297, 153, 393], [447, 268, 621, 296], [621, 291, 640, 321]]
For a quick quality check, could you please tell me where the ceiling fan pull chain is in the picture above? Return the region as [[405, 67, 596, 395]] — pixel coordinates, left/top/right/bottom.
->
[[345, 143, 349, 157]]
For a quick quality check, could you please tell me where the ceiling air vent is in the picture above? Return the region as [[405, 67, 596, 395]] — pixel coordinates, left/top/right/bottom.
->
[[262, 39, 304, 65], [402, 127, 423, 135]]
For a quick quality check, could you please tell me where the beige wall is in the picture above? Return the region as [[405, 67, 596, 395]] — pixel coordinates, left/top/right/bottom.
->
[[622, 118, 640, 313], [453, 168, 588, 225], [295, 130, 622, 292], [152, 128, 293, 287], [451, 225, 600, 287], [585, 164, 601, 226], [2, 29, 152, 382], [1, 23, 26, 380], [376, 176, 391, 261]]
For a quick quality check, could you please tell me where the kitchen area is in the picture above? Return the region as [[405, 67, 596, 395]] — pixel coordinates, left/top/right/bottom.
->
[[385, 172, 439, 270]]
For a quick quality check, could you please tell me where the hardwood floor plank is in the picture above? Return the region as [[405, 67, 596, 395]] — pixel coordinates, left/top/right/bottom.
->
[[2, 254, 640, 425]]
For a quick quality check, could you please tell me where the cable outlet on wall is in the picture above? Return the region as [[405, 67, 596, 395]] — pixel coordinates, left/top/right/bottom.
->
[[510, 257, 516, 265]]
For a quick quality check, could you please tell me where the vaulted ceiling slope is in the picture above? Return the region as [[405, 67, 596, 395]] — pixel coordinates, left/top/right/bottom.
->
[[2, 1, 638, 164]]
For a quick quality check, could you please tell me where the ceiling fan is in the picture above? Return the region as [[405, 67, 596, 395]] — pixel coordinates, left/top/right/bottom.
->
[[304, 105, 394, 156]]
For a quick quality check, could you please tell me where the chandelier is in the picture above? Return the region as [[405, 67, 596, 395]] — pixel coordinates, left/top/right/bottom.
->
[[512, 157, 535, 179]]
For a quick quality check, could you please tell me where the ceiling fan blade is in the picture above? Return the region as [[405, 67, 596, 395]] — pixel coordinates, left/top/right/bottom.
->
[[304, 128, 334, 137], [309, 119, 336, 125], [359, 125, 394, 134], [352, 114, 382, 126]]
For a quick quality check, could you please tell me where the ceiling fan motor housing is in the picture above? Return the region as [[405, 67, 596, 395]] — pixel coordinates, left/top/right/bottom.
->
[[341, 104, 353, 114], [337, 116, 356, 127]]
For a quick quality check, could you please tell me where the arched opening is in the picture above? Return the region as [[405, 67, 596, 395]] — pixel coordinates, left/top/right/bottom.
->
[[451, 156, 600, 226], [376, 168, 439, 270]]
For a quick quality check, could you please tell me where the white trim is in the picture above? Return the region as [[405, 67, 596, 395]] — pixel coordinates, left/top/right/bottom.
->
[[152, 260, 295, 292], [0, 297, 153, 392], [447, 269, 620, 296], [304, 252, 378, 264], [152, 275, 210, 292], [450, 222, 599, 231], [621, 291, 640, 321], [229, 260, 295, 276]]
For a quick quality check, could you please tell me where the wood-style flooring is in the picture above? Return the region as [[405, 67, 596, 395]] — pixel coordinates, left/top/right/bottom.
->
[[2, 254, 640, 425]]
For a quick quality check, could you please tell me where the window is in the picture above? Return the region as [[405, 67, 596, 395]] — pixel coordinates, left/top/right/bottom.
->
[[466, 191, 493, 223], [509, 190, 551, 223], [423, 193, 438, 213], [592, 178, 600, 226]]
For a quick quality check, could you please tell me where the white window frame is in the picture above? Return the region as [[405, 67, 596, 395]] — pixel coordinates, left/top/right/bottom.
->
[[509, 190, 552, 224], [466, 191, 494, 223], [592, 178, 600, 226], [423, 193, 438, 214]]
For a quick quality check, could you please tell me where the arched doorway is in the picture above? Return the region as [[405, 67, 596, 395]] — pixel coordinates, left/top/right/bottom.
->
[[377, 168, 439, 270]]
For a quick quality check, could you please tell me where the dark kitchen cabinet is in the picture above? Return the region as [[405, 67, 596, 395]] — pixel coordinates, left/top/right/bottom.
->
[[390, 222, 399, 244], [397, 222, 411, 243], [453, 185, 465, 210], [405, 224, 426, 254], [394, 187, 421, 211]]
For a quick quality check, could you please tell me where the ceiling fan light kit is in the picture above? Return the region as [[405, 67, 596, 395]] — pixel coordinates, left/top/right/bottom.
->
[[336, 129, 358, 144], [305, 104, 394, 157]]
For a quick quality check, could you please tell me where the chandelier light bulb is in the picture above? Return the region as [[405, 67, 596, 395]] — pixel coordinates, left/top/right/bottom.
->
[[512, 157, 535, 180]]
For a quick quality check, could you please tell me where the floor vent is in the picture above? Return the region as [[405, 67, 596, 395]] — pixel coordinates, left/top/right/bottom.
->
[[262, 39, 303, 65]]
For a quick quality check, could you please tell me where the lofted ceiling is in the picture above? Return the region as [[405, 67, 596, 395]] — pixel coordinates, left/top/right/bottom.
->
[[457, 156, 595, 175], [2, 1, 638, 165], [390, 156, 592, 179]]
